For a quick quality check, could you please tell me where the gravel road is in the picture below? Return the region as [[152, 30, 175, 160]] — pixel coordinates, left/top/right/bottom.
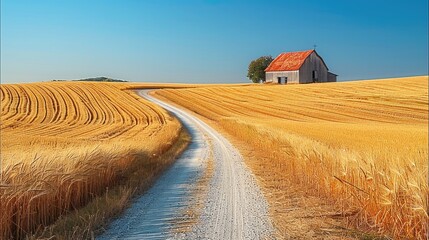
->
[[98, 90, 274, 239]]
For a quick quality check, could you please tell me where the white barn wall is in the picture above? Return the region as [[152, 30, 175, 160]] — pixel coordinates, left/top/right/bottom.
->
[[265, 70, 299, 84], [299, 52, 329, 83]]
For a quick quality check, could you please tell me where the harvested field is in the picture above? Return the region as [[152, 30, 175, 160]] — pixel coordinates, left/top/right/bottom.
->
[[155, 76, 429, 239], [0, 81, 183, 239]]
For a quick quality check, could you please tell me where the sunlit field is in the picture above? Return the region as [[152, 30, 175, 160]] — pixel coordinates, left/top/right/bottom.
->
[[0, 82, 183, 239], [156, 76, 428, 239]]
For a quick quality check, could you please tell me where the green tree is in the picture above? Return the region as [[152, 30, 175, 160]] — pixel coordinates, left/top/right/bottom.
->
[[247, 56, 273, 83]]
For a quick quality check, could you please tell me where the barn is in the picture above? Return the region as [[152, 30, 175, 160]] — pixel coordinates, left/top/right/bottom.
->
[[264, 49, 337, 84]]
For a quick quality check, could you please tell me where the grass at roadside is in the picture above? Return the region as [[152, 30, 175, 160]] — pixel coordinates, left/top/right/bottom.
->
[[30, 130, 190, 239]]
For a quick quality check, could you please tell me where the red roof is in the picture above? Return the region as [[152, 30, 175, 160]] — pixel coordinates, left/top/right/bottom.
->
[[265, 50, 314, 72]]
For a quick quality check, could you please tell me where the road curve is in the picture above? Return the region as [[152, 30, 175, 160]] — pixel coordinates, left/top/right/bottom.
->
[[98, 90, 274, 239]]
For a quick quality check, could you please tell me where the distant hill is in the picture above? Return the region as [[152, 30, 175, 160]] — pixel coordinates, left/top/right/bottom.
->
[[77, 77, 127, 82], [52, 77, 127, 82]]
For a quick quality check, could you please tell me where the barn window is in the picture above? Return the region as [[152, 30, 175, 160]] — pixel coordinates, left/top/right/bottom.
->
[[312, 70, 318, 81]]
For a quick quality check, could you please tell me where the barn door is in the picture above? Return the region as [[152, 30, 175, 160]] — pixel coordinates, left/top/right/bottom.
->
[[278, 77, 287, 84]]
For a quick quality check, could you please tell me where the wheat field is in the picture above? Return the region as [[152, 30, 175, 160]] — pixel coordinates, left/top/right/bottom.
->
[[156, 76, 429, 239], [0, 82, 182, 239]]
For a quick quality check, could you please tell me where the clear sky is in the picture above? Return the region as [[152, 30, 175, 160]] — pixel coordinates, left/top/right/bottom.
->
[[1, 0, 428, 84]]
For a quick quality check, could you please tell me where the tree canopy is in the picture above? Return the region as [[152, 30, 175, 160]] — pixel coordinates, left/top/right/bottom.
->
[[247, 56, 273, 83]]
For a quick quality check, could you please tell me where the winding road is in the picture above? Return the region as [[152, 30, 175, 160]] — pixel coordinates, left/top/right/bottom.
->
[[98, 90, 274, 239]]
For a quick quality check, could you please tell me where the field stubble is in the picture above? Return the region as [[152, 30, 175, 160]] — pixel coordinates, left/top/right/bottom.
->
[[0, 82, 184, 239], [156, 76, 428, 239]]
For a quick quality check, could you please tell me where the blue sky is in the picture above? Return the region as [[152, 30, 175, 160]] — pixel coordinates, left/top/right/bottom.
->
[[1, 0, 428, 83]]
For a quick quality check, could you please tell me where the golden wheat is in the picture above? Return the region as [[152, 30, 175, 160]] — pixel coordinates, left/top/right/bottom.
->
[[0, 81, 181, 239], [156, 76, 428, 239]]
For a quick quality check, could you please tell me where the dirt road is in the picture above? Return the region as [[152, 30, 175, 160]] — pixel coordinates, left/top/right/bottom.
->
[[98, 90, 273, 239]]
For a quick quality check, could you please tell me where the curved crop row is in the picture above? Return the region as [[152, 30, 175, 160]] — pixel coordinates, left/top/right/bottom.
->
[[1, 82, 169, 142], [0, 82, 180, 239]]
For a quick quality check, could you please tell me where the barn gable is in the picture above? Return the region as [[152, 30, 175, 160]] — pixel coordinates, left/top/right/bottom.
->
[[299, 51, 329, 83]]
